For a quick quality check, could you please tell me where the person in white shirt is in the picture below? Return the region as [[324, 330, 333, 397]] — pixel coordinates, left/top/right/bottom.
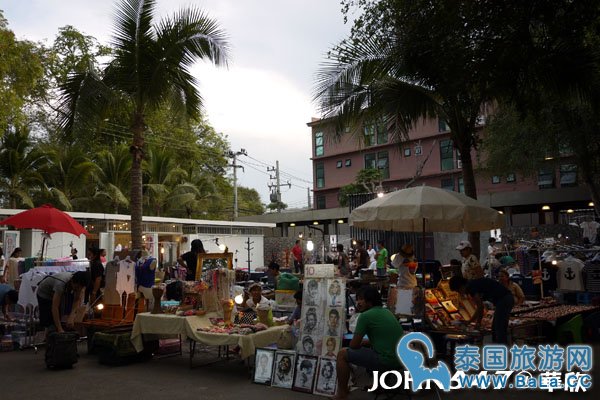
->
[[367, 244, 376, 264], [245, 283, 270, 308]]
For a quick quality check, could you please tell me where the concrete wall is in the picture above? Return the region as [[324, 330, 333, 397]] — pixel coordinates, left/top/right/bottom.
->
[[19, 229, 86, 259], [181, 234, 265, 271]]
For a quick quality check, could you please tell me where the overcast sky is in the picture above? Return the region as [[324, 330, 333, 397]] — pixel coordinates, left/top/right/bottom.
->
[[2, 0, 351, 210]]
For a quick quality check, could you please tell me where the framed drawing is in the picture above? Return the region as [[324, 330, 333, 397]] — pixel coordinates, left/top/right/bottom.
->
[[326, 279, 343, 307], [302, 306, 320, 335], [314, 358, 338, 396], [272, 351, 296, 389], [195, 252, 233, 280], [321, 336, 339, 359], [253, 348, 275, 385], [292, 355, 318, 393], [304, 279, 322, 306], [325, 307, 343, 337], [300, 335, 317, 356]]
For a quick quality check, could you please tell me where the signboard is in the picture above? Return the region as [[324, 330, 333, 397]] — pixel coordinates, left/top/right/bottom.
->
[[304, 264, 336, 279], [3, 231, 19, 256]]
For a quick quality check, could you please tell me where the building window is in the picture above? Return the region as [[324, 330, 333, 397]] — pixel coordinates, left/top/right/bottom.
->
[[377, 151, 389, 179], [316, 195, 326, 209], [560, 164, 577, 187], [414, 145, 423, 156], [492, 176, 500, 184], [404, 147, 411, 157], [345, 159, 351, 167], [336, 160, 342, 168], [364, 153, 376, 169], [376, 122, 387, 145], [438, 118, 450, 132], [316, 162, 325, 188], [441, 178, 454, 191], [315, 132, 324, 156], [506, 173, 516, 183], [538, 167, 555, 189], [364, 125, 375, 146], [458, 177, 464, 193], [440, 139, 454, 171]]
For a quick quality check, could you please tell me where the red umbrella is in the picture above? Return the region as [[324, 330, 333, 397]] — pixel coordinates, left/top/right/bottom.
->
[[0, 204, 88, 236]]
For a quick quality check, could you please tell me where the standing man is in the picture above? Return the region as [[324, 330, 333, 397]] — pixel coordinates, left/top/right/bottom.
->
[[355, 240, 369, 278], [335, 286, 403, 399], [449, 275, 514, 344], [375, 240, 388, 277], [178, 239, 206, 281], [292, 240, 303, 274]]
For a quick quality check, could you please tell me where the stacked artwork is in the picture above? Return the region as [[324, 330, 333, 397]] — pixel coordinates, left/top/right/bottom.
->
[[253, 349, 338, 396], [299, 278, 345, 358]]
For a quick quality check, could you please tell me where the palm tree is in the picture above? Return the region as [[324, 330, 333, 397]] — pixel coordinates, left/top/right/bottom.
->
[[0, 127, 49, 208], [39, 144, 99, 211], [59, 0, 229, 249], [93, 145, 131, 214], [143, 147, 187, 216]]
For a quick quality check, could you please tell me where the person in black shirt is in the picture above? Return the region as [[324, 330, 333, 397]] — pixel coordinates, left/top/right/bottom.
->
[[89, 247, 105, 304], [178, 239, 206, 280], [449, 276, 514, 344]]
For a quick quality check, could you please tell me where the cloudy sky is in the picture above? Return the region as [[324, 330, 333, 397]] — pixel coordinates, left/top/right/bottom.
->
[[2, 0, 351, 209]]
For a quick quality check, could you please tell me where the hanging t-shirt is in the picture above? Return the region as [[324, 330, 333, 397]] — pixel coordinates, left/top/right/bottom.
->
[[557, 257, 585, 292], [541, 262, 558, 296], [581, 221, 600, 243], [117, 259, 136, 296], [584, 262, 600, 293]]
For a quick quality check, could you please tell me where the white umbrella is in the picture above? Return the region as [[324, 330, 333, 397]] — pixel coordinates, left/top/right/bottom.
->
[[350, 186, 504, 233], [351, 186, 504, 287]]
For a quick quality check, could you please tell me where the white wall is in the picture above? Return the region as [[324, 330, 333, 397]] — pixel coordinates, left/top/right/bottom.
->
[[181, 234, 265, 272], [19, 229, 87, 259]]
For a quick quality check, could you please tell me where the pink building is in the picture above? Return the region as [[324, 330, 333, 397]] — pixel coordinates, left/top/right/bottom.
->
[[308, 116, 591, 226]]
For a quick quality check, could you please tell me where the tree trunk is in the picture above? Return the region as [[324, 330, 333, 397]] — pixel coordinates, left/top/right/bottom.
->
[[130, 113, 145, 251], [458, 139, 481, 258]]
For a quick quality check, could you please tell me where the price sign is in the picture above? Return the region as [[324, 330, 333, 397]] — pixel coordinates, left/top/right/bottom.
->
[[304, 264, 336, 278]]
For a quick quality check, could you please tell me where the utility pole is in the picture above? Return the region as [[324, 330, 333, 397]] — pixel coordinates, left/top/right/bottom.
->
[[267, 160, 290, 212], [244, 237, 254, 273], [228, 148, 247, 218], [307, 187, 312, 209]]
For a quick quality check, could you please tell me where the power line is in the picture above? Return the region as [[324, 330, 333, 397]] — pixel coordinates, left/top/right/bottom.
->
[[245, 154, 312, 184]]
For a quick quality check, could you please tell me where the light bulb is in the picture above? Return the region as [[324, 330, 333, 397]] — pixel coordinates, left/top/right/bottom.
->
[[96, 304, 104, 311], [234, 294, 244, 305], [551, 260, 558, 265], [307, 240, 314, 251], [219, 243, 226, 251]]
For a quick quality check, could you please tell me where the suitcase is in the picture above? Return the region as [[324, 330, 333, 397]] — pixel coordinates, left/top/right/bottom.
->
[[45, 332, 79, 369]]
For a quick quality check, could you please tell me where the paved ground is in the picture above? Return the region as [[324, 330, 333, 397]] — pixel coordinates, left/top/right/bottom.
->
[[0, 341, 599, 400]]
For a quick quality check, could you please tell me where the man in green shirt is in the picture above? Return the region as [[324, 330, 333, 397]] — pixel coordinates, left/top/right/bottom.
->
[[375, 240, 388, 277], [334, 286, 403, 399]]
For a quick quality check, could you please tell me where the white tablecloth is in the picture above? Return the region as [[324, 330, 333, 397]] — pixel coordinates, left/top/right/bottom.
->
[[131, 312, 290, 359]]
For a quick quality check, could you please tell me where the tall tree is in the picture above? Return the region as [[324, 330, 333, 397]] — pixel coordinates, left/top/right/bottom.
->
[[0, 11, 45, 132], [93, 145, 131, 214], [315, 0, 574, 254], [0, 127, 48, 208], [58, 0, 229, 250]]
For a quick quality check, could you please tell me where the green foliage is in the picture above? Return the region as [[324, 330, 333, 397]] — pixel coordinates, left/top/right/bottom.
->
[[338, 183, 363, 207], [267, 201, 288, 211], [0, 12, 45, 131]]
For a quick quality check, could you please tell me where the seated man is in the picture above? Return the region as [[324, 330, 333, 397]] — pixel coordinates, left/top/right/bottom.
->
[[335, 286, 404, 399]]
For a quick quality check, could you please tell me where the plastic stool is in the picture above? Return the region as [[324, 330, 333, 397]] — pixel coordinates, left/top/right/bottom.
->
[[556, 314, 583, 344]]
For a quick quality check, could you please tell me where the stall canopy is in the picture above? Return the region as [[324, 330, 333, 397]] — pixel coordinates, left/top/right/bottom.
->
[[0, 204, 88, 258], [350, 185, 504, 233]]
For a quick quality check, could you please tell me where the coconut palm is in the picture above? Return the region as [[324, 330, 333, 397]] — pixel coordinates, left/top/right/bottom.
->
[[143, 146, 187, 216], [93, 144, 131, 214], [0, 127, 49, 208], [38, 144, 99, 211], [58, 0, 229, 249]]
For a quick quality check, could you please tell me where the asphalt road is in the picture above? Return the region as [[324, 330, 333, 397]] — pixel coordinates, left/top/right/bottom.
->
[[0, 341, 598, 400]]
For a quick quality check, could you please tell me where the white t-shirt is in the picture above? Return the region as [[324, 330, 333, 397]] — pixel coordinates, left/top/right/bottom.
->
[[557, 257, 585, 291], [367, 249, 376, 263], [246, 295, 270, 308], [580, 221, 600, 242]]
